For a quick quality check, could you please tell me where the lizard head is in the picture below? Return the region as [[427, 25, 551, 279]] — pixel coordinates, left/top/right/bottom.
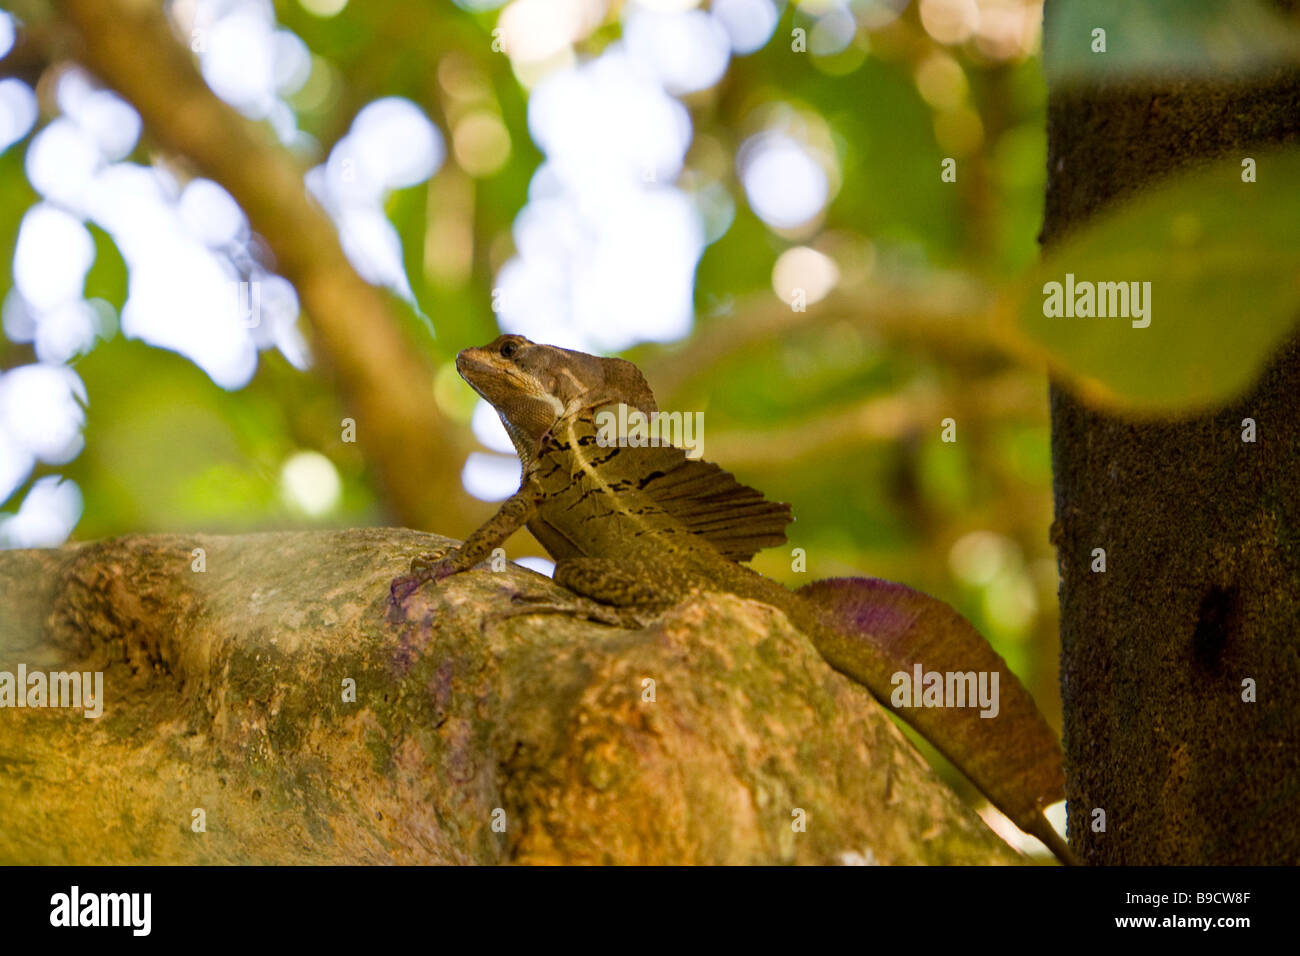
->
[[457, 334, 657, 462]]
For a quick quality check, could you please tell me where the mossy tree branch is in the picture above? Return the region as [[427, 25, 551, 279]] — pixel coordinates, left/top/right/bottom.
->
[[0, 530, 1024, 864]]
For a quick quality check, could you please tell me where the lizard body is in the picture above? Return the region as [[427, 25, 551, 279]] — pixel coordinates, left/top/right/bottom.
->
[[393, 334, 1071, 862]]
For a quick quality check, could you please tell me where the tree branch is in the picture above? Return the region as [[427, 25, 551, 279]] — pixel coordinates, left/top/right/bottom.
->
[[0, 531, 1024, 864], [50, 0, 478, 535], [642, 276, 1010, 404]]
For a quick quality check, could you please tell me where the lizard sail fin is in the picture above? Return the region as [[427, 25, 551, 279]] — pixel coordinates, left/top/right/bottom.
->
[[624, 445, 793, 562], [798, 576, 1070, 859]]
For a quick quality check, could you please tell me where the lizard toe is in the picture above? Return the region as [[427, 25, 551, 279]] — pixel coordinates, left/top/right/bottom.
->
[[410, 546, 454, 574], [389, 572, 430, 604]]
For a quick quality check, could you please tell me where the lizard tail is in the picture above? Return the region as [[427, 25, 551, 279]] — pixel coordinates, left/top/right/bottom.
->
[[797, 576, 1074, 864]]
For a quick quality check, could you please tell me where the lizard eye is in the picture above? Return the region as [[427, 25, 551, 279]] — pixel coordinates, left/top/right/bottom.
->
[[500, 341, 518, 359]]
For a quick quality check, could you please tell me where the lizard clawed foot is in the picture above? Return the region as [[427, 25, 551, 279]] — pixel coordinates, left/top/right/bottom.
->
[[410, 546, 456, 574], [389, 572, 427, 605], [390, 547, 463, 605]]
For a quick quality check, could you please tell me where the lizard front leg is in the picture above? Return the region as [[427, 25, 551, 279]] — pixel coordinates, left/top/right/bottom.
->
[[390, 484, 541, 602]]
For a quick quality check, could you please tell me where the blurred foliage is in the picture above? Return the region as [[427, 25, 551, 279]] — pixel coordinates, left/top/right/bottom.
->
[[1043, 0, 1300, 82], [10, 0, 1297, 818]]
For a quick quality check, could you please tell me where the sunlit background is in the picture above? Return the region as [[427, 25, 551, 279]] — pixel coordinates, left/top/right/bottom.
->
[[1, 0, 1047, 525]]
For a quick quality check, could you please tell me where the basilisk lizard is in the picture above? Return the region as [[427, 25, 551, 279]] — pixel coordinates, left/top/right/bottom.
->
[[391, 334, 1072, 863]]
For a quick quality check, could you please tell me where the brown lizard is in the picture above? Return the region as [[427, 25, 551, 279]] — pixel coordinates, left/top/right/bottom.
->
[[391, 334, 1073, 863]]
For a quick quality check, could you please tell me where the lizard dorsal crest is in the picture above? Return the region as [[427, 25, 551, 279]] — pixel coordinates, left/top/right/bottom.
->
[[623, 444, 793, 562], [584, 356, 657, 417]]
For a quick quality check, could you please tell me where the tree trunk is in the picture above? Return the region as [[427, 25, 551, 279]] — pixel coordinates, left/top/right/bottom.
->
[[1043, 0, 1300, 863], [0, 530, 1020, 864]]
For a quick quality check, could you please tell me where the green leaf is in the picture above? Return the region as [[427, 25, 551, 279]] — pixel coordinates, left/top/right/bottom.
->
[[83, 223, 128, 308], [1004, 147, 1300, 412], [1044, 0, 1300, 83]]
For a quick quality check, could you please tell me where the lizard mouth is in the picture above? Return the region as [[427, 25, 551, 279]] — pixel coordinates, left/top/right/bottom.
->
[[455, 349, 501, 393], [456, 348, 534, 405]]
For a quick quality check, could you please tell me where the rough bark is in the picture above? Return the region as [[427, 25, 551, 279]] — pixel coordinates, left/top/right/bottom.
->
[[0, 530, 1020, 865], [1043, 1, 1300, 863]]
